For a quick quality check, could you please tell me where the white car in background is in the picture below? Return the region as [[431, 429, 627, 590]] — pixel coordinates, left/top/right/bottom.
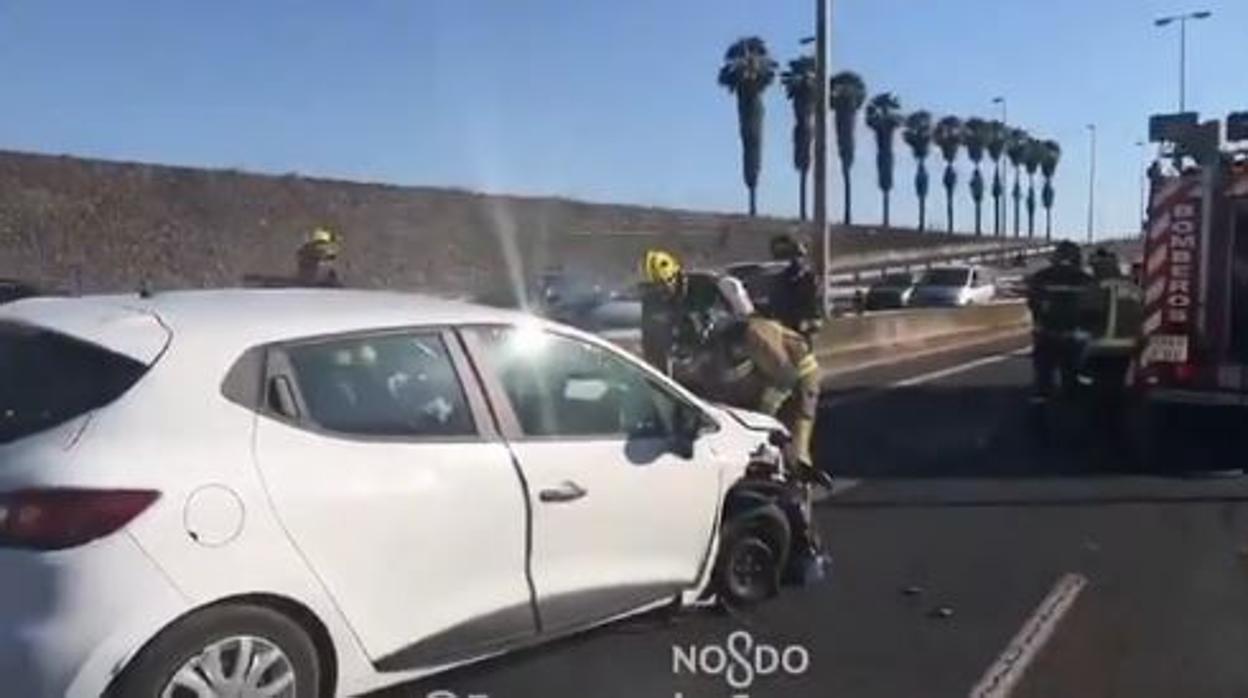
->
[[0, 289, 802, 697], [911, 265, 996, 307]]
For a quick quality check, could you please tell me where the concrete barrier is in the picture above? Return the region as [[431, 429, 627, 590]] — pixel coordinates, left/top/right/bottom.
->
[[598, 301, 1032, 367], [812, 301, 1030, 359]]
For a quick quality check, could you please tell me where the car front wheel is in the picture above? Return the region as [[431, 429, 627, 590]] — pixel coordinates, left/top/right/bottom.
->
[[715, 504, 791, 609], [110, 603, 322, 698]]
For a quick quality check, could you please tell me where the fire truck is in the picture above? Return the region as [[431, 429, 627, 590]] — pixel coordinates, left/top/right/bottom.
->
[[1136, 111, 1248, 461]]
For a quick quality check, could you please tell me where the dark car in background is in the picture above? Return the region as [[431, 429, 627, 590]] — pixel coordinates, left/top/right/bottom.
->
[[0, 279, 45, 305], [864, 272, 917, 310]]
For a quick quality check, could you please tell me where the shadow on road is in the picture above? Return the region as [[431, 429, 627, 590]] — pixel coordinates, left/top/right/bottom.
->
[[812, 384, 1241, 481]]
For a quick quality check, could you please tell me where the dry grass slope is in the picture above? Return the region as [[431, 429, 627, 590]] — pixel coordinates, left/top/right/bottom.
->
[[0, 150, 974, 300]]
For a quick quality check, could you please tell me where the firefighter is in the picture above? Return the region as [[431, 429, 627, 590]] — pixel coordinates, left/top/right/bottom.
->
[[639, 249, 734, 377], [1026, 240, 1095, 401], [1077, 248, 1144, 396], [741, 305, 823, 481], [640, 249, 826, 484], [768, 233, 822, 338], [639, 249, 685, 376], [295, 227, 343, 287]]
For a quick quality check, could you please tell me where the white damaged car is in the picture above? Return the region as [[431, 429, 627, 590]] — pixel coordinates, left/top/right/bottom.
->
[[0, 289, 818, 697]]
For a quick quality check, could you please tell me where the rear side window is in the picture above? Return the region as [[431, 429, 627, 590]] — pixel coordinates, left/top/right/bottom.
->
[[284, 332, 476, 438], [0, 322, 148, 444]]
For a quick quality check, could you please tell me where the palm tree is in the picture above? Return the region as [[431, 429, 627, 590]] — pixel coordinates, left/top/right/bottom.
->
[[963, 117, 990, 236], [903, 111, 934, 232], [1039, 139, 1062, 241], [1023, 138, 1043, 238], [829, 71, 867, 224], [933, 116, 964, 234], [1005, 128, 1029, 237], [985, 120, 1008, 236], [718, 37, 778, 216], [781, 56, 817, 221], [865, 92, 904, 228]]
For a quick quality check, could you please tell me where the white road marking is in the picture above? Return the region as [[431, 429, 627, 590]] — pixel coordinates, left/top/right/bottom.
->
[[813, 478, 862, 503], [823, 347, 1030, 408], [891, 348, 1030, 388], [968, 573, 1088, 698]]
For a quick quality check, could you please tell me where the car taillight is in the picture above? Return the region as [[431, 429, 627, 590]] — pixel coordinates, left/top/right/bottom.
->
[[1174, 362, 1197, 384], [0, 489, 160, 551]]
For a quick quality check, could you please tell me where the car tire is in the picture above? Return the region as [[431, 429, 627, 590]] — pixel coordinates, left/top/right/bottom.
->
[[109, 603, 322, 698], [714, 504, 791, 610]]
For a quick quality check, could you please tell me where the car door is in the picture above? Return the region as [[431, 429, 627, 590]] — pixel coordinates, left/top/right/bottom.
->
[[462, 325, 723, 633], [252, 328, 536, 670]]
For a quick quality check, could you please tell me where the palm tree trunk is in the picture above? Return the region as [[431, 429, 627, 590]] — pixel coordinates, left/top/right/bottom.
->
[[1012, 170, 1022, 237], [798, 169, 808, 221], [992, 165, 1002, 236], [842, 162, 853, 225], [749, 186, 757, 217], [882, 190, 891, 228], [1045, 209, 1052, 241], [974, 203, 982, 236], [918, 197, 926, 232], [946, 190, 954, 234], [1027, 179, 1036, 238]]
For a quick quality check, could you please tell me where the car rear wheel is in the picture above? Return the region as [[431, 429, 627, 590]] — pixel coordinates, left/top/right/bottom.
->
[[110, 603, 321, 698]]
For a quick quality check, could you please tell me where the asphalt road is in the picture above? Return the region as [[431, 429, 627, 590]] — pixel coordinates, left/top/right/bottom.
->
[[374, 336, 1248, 698]]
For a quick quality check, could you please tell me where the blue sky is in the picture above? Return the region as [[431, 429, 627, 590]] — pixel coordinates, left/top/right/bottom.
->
[[2, 1, 1245, 239]]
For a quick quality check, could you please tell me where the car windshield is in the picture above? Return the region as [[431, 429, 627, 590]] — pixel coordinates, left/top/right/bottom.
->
[[0, 322, 148, 444], [920, 268, 971, 286]]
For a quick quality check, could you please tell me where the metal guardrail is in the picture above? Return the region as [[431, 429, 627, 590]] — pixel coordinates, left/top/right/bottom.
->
[[826, 242, 1056, 284]]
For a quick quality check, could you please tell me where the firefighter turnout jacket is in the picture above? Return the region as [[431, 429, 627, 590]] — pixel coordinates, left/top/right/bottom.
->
[[770, 257, 822, 337], [1026, 264, 1095, 336], [1078, 276, 1144, 356], [742, 316, 821, 469]]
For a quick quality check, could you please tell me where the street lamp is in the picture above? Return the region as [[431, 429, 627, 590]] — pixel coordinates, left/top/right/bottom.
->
[[805, 0, 832, 318], [1135, 140, 1148, 230], [991, 96, 1007, 124], [1086, 124, 1097, 244], [1154, 10, 1212, 112]]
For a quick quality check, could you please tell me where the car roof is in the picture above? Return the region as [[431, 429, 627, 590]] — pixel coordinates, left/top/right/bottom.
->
[[1, 288, 548, 356]]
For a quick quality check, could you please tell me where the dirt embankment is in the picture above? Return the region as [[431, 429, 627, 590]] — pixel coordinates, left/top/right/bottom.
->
[[0, 150, 972, 300]]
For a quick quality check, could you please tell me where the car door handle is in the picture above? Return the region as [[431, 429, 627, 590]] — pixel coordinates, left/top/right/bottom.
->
[[539, 481, 588, 503]]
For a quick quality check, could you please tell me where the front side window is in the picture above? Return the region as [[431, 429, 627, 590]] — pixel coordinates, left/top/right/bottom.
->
[[473, 327, 681, 438], [285, 331, 475, 438]]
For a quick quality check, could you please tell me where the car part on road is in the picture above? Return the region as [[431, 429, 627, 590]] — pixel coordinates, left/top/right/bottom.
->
[[109, 603, 322, 698]]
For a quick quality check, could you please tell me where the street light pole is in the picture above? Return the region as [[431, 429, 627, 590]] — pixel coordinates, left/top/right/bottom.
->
[[1086, 124, 1097, 244], [1179, 17, 1187, 110], [813, 0, 831, 318], [1155, 10, 1212, 112], [1135, 140, 1147, 230]]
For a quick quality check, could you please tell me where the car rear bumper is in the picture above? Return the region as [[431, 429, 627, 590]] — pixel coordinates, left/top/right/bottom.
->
[[0, 533, 188, 698]]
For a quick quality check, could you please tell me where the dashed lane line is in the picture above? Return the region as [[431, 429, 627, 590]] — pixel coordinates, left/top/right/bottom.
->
[[968, 572, 1088, 698]]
